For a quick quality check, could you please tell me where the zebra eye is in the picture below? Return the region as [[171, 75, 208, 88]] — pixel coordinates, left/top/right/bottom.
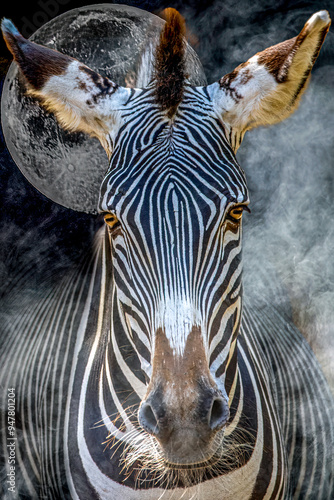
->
[[104, 213, 120, 230], [228, 206, 244, 221], [226, 205, 250, 222]]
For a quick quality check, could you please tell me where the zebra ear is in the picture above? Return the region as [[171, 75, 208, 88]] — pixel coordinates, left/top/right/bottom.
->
[[207, 11, 331, 151], [1, 18, 131, 157]]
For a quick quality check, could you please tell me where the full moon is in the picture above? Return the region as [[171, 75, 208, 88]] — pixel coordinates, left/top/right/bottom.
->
[[1, 4, 206, 213]]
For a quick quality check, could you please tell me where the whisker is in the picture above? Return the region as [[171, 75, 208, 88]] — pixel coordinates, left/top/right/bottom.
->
[[93, 397, 254, 490]]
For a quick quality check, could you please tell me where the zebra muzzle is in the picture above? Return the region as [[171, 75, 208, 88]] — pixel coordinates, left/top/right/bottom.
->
[[137, 326, 230, 464], [138, 390, 229, 464]]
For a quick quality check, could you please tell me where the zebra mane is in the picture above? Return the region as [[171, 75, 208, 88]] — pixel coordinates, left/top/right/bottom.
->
[[154, 8, 186, 118]]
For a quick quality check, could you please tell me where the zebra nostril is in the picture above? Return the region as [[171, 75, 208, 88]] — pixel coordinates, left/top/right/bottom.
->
[[138, 402, 159, 435], [209, 397, 229, 430]]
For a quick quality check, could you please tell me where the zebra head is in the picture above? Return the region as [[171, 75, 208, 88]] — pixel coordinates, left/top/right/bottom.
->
[[2, 7, 330, 481]]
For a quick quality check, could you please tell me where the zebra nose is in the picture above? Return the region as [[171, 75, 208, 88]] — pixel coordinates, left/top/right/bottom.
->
[[209, 396, 229, 430], [138, 395, 229, 438], [138, 401, 160, 436]]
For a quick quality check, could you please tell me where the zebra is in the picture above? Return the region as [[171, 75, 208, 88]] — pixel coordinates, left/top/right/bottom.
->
[[1, 6, 334, 500]]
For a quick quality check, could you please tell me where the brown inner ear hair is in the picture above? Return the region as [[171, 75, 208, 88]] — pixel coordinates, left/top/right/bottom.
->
[[154, 8, 186, 119]]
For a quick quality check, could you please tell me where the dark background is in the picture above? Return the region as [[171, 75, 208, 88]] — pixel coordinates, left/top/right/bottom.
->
[[0, 0, 333, 387]]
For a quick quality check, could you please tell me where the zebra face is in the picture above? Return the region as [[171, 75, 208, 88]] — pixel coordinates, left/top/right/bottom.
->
[[99, 87, 249, 466]]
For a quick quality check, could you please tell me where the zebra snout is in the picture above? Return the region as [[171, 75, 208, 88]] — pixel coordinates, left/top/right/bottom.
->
[[138, 391, 229, 464], [138, 393, 229, 441], [137, 327, 230, 463]]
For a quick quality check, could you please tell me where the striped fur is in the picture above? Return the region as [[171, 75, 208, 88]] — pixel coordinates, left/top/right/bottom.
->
[[1, 228, 333, 498]]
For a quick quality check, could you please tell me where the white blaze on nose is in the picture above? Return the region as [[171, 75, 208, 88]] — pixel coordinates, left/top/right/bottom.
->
[[156, 295, 202, 356]]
